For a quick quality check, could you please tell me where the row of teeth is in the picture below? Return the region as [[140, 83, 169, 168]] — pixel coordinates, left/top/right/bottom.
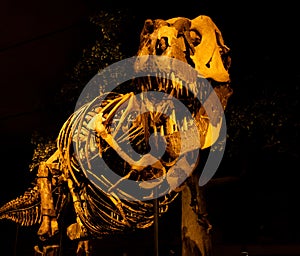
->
[[152, 115, 194, 136], [138, 72, 210, 100]]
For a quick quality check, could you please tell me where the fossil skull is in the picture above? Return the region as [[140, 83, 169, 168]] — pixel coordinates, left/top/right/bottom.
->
[[137, 15, 231, 83]]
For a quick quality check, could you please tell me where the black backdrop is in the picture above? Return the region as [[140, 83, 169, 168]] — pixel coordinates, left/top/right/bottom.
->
[[0, 1, 299, 255]]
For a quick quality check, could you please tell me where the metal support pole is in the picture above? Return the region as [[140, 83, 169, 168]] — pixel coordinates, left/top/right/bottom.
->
[[154, 194, 159, 256]]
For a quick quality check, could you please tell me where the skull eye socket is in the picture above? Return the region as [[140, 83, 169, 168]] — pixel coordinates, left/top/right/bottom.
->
[[156, 37, 169, 55], [189, 30, 202, 46]]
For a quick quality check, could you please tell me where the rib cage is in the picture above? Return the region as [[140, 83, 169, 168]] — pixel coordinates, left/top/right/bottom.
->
[[55, 92, 180, 238], [0, 185, 41, 226]]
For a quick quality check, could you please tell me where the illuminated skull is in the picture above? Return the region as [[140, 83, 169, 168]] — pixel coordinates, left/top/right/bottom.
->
[[136, 15, 231, 83]]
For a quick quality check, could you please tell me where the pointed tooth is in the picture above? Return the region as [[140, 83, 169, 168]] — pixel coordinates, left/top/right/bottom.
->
[[179, 80, 183, 90], [168, 88, 175, 97], [183, 117, 188, 131], [171, 109, 176, 122], [185, 83, 189, 97], [153, 125, 157, 136], [166, 78, 169, 91], [178, 80, 183, 97], [176, 78, 180, 98], [160, 126, 164, 136], [166, 119, 173, 134], [176, 77, 181, 90], [171, 72, 176, 84], [158, 82, 163, 91]]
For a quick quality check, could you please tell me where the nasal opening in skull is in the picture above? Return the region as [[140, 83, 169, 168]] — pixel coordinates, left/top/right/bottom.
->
[[144, 19, 154, 34]]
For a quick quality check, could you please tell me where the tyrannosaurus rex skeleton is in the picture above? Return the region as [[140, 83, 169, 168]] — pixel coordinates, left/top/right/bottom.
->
[[0, 15, 232, 255]]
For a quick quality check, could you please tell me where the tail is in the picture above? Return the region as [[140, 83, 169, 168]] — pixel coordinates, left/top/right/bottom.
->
[[0, 184, 41, 226]]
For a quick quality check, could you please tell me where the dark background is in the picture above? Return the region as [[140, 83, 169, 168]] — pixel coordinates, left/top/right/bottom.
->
[[0, 0, 299, 255]]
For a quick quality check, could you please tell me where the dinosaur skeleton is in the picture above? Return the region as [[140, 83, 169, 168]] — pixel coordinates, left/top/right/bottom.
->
[[0, 15, 232, 255]]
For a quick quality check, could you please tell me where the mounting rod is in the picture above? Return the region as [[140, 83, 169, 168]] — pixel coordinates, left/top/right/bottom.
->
[[154, 194, 159, 256]]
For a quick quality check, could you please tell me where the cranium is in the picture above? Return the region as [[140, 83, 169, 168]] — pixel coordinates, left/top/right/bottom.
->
[[136, 15, 231, 83]]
